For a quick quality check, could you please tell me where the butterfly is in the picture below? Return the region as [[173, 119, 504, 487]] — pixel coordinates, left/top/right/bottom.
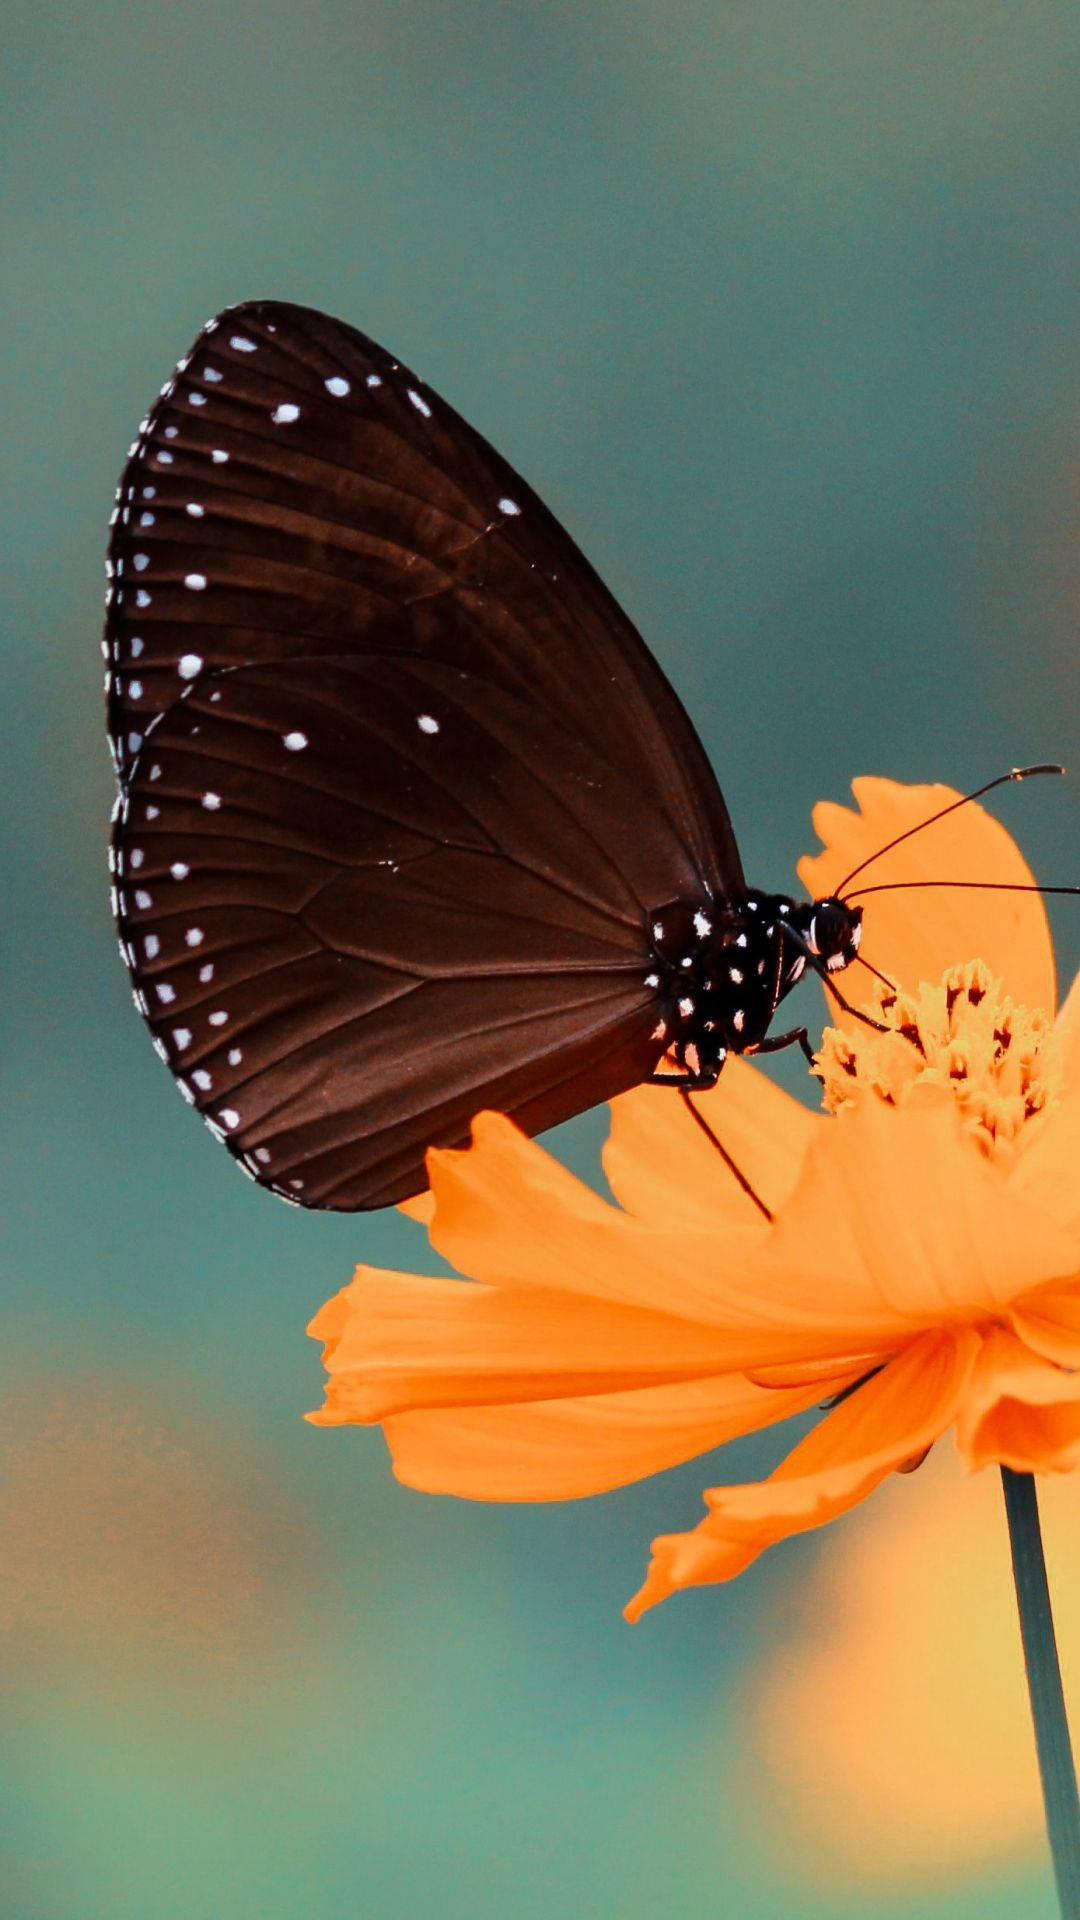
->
[[104, 301, 863, 1210]]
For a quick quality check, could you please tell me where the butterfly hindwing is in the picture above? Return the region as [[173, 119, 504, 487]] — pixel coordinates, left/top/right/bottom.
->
[[106, 301, 740, 1206], [113, 650, 696, 1206]]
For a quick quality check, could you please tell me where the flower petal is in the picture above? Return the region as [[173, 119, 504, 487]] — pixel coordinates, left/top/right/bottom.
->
[[1011, 968, 1080, 1238], [748, 1086, 1079, 1338], [306, 1264, 810, 1425], [604, 1055, 821, 1228], [418, 1107, 941, 1367], [398, 1190, 435, 1226], [382, 1371, 852, 1501], [798, 777, 1055, 1021], [425, 1110, 774, 1326], [625, 1327, 978, 1618], [956, 1326, 1080, 1471], [1008, 1280, 1080, 1369], [1056, 968, 1080, 1080]]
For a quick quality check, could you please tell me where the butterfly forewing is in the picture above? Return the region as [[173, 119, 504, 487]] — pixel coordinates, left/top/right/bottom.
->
[[106, 301, 740, 1206]]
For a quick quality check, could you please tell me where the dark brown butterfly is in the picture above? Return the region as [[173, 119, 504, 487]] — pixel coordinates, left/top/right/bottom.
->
[[104, 301, 862, 1209]]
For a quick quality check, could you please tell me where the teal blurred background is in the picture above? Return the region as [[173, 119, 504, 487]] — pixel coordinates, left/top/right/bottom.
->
[[4, 3, 1079, 1915]]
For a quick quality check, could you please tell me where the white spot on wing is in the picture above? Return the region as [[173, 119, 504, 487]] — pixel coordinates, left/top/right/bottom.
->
[[283, 731, 307, 751], [171, 861, 190, 880], [407, 388, 432, 418], [230, 336, 256, 353], [498, 496, 521, 516], [202, 792, 221, 810], [325, 376, 350, 397], [271, 402, 300, 424], [184, 573, 207, 591], [416, 713, 440, 734], [211, 449, 229, 464], [178, 653, 203, 678]]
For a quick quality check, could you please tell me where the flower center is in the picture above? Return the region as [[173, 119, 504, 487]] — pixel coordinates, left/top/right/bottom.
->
[[816, 959, 1061, 1156]]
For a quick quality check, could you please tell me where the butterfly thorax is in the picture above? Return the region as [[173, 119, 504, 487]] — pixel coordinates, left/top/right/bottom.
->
[[644, 893, 863, 1083]]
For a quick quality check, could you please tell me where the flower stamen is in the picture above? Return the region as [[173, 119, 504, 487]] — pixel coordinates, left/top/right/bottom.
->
[[816, 959, 1061, 1157]]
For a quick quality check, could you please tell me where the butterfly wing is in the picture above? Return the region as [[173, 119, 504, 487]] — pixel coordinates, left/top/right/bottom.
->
[[106, 302, 740, 1207]]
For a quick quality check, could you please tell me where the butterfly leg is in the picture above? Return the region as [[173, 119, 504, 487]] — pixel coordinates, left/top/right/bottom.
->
[[645, 1065, 722, 1090], [744, 1026, 816, 1067], [678, 1092, 773, 1222]]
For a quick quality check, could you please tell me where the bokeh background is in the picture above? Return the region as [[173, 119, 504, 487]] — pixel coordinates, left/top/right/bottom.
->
[[4, 3, 1080, 1916]]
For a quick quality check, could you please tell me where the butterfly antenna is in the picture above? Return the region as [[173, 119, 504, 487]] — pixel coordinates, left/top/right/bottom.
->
[[847, 878, 1080, 901], [835, 764, 1065, 898]]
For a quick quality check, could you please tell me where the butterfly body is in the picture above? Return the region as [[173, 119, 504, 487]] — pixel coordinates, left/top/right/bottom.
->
[[104, 301, 859, 1209], [645, 892, 862, 1085]]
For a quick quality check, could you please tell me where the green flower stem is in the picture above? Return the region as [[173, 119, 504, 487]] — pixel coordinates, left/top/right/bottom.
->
[[1001, 1466, 1080, 1918]]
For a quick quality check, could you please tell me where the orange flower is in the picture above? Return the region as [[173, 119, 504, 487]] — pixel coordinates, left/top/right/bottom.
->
[[307, 778, 1080, 1620]]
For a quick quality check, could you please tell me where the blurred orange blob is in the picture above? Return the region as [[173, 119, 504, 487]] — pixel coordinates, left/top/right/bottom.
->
[[743, 1445, 1080, 1887], [0, 1370, 317, 1684]]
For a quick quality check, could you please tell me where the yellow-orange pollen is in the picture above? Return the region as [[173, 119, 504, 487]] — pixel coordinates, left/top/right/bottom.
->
[[816, 959, 1061, 1156]]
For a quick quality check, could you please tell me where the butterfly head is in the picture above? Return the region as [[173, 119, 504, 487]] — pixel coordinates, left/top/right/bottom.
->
[[796, 896, 864, 974]]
